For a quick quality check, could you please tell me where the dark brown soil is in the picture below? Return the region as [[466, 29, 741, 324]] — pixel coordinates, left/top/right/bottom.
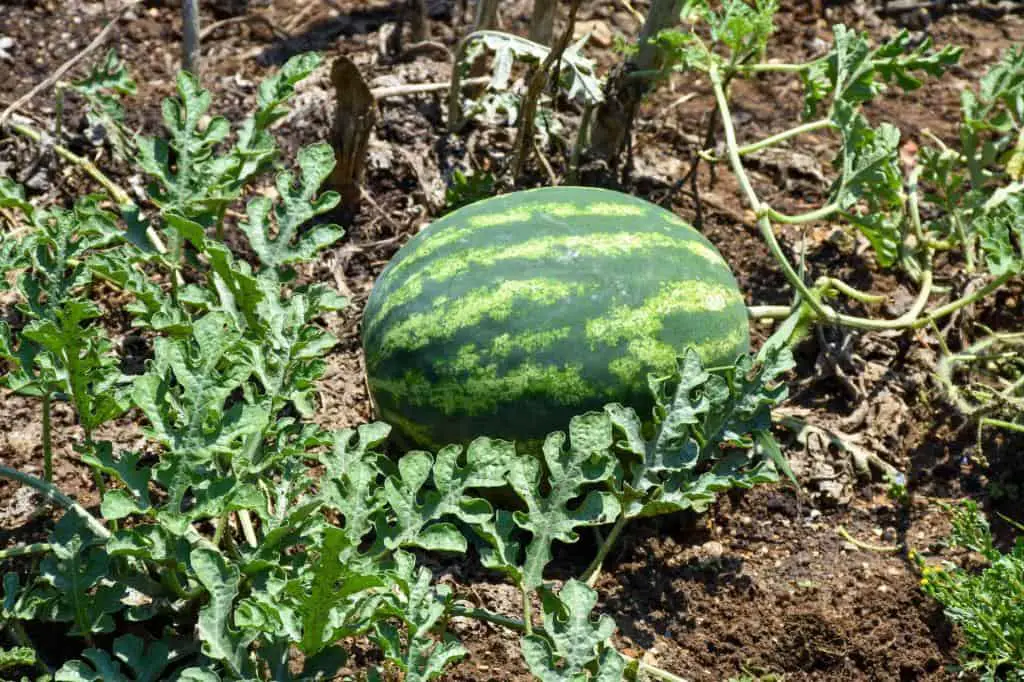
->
[[2, 0, 1023, 680]]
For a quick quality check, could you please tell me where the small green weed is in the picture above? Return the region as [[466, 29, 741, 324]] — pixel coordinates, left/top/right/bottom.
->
[[918, 501, 1024, 681]]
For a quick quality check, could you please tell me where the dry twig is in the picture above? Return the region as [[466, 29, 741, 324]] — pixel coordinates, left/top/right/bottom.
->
[[371, 75, 488, 99], [200, 14, 291, 41], [511, 0, 583, 179]]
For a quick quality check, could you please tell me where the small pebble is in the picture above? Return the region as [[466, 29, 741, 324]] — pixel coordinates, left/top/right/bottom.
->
[[700, 540, 725, 560], [0, 35, 15, 63]]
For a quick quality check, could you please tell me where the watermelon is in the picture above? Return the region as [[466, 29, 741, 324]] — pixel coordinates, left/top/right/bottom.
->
[[361, 186, 749, 450]]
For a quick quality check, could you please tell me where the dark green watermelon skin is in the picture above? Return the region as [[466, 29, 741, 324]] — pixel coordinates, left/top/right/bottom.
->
[[362, 186, 749, 450]]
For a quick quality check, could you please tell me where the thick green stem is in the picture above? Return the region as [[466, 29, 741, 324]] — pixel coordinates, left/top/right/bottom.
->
[[521, 584, 534, 636], [737, 61, 816, 74], [0, 543, 53, 561], [980, 417, 1024, 434], [734, 118, 835, 157], [816, 277, 886, 304], [452, 605, 528, 631], [711, 63, 838, 324], [761, 203, 841, 225], [214, 204, 228, 242], [910, 272, 1013, 330], [83, 431, 107, 499], [238, 510, 258, 548], [41, 392, 53, 483], [635, 661, 691, 682], [212, 510, 231, 548], [0, 466, 110, 540], [747, 304, 793, 320], [169, 231, 183, 305], [161, 562, 203, 601], [951, 212, 976, 272], [582, 515, 628, 587]]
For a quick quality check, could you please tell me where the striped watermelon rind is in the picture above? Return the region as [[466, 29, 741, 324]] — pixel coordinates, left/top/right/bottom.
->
[[362, 186, 749, 450]]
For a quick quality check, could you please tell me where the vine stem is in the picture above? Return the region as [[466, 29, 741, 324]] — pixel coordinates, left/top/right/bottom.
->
[[521, 585, 534, 636], [737, 61, 817, 73], [816, 276, 886, 304], [762, 203, 840, 225], [7, 121, 168, 255], [709, 64, 1010, 333], [0, 466, 110, 540], [747, 304, 793, 320], [582, 514, 628, 587], [0, 543, 53, 561], [238, 510, 258, 548], [41, 392, 53, 483], [980, 417, 1024, 434], [212, 510, 231, 548], [732, 118, 835, 157]]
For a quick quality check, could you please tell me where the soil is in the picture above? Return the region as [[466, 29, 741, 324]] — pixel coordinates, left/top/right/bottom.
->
[[1, 0, 1023, 680]]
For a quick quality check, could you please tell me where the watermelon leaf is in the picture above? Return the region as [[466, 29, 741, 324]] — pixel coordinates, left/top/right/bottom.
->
[[70, 49, 137, 160], [521, 579, 626, 682], [372, 552, 467, 682], [608, 346, 793, 520], [509, 415, 621, 590], [237, 143, 344, 273], [54, 635, 179, 682], [372, 438, 512, 554]]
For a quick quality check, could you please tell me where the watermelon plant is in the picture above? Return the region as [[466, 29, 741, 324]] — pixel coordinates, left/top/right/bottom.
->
[[0, 51, 790, 681], [585, 0, 1022, 442]]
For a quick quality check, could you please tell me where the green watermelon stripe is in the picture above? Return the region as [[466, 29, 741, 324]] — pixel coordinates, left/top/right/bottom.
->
[[372, 191, 704, 296], [608, 322, 749, 383], [372, 278, 586, 361], [370, 273, 743, 371], [377, 405, 442, 451], [370, 323, 745, 420], [586, 279, 745, 348], [372, 310, 747, 412], [370, 360, 595, 417], [364, 231, 727, 338]]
